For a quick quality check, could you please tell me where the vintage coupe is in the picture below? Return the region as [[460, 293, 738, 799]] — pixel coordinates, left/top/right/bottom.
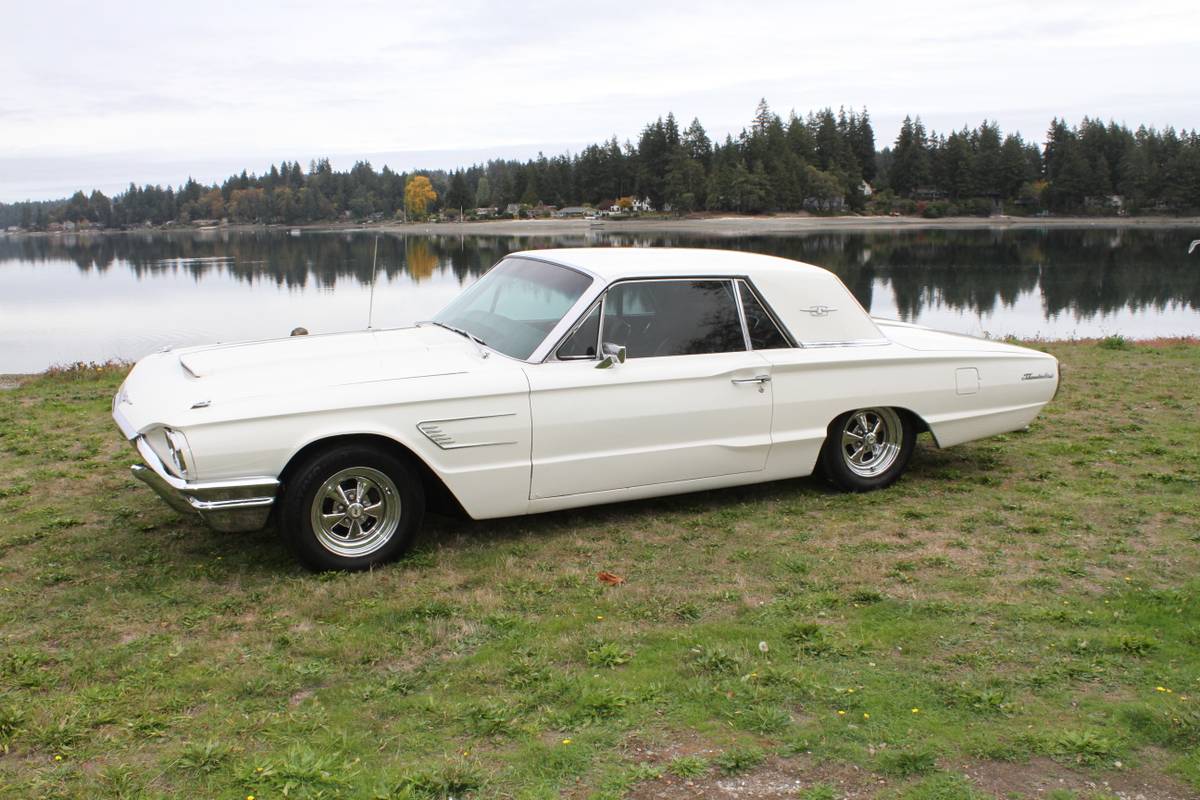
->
[[113, 248, 1059, 570]]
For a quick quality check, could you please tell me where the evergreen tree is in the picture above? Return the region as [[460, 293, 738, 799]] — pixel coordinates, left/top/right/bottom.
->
[[681, 117, 712, 167], [889, 117, 930, 196], [849, 108, 877, 182], [998, 134, 1031, 199], [445, 170, 471, 213], [474, 176, 492, 207], [6, 101, 1198, 225]]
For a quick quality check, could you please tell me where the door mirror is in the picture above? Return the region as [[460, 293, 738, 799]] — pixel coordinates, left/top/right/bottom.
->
[[595, 342, 626, 369]]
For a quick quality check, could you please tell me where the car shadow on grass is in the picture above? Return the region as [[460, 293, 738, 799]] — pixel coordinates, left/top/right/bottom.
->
[[130, 437, 986, 577], [409, 437, 984, 558]]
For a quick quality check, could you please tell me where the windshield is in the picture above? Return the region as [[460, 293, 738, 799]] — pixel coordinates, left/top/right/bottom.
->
[[432, 257, 594, 360]]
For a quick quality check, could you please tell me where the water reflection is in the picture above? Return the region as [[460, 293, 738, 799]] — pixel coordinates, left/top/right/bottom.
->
[[0, 226, 1197, 372]]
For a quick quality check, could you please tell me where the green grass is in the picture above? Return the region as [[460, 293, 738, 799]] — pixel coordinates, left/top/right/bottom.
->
[[0, 341, 1198, 798]]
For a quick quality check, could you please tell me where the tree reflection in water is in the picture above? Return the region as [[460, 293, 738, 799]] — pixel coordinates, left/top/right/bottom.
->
[[2, 226, 1198, 326]]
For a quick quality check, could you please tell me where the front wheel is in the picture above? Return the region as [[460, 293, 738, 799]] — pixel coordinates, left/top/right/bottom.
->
[[819, 407, 915, 492], [280, 444, 424, 571]]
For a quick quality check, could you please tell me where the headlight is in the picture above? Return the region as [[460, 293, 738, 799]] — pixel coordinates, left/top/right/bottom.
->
[[163, 428, 193, 479]]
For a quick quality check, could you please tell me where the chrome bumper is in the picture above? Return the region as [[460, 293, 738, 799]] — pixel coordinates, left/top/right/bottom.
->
[[130, 437, 279, 533]]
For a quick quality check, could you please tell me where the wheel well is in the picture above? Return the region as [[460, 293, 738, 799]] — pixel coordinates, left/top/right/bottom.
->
[[897, 407, 931, 435], [825, 406, 931, 435], [278, 434, 468, 518]]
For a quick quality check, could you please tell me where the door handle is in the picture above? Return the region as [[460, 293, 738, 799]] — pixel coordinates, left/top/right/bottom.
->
[[731, 375, 771, 385]]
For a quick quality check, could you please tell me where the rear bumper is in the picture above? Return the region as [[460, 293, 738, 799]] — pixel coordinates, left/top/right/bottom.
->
[[130, 437, 279, 533]]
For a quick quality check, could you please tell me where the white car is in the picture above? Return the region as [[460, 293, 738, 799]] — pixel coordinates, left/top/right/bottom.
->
[[113, 248, 1059, 570]]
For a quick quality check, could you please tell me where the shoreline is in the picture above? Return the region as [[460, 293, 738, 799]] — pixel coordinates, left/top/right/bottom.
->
[[7, 213, 1200, 239], [4, 336, 1198, 387]]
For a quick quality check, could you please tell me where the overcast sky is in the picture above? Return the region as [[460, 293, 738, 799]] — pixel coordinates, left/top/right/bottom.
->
[[2, 0, 1197, 202]]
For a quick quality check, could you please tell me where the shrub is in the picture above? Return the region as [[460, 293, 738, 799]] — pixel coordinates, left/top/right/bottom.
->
[[1099, 334, 1131, 350], [667, 755, 708, 778], [586, 641, 633, 669], [878, 748, 938, 776], [714, 745, 765, 775]]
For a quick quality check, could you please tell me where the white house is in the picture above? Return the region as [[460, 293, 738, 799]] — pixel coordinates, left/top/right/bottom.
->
[[608, 196, 655, 214]]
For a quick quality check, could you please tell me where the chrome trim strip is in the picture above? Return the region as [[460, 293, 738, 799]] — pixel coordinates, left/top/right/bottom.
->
[[131, 437, 279, 532], [732, 279, 753, 352], [798, 338, 891, 349], [135, 437, 278, 495], [416, 413, 519, 451], [427, 440, 519, 451], [547, 297, 603, 362], [738, 278, 797, 348], [417, 412, 518, 424], [334, 370, 469, 387], [596, 292, 607, 357]]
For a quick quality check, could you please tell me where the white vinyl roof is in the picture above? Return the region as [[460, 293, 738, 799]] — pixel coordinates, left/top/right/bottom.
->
[[512, 247, 826, 282]]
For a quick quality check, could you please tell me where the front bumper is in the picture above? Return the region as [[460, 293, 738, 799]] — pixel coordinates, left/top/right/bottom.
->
[[130, 436, 279, 533]]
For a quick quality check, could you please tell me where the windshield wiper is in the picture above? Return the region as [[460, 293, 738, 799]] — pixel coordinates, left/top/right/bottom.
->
[[417, 320, 491, 358]]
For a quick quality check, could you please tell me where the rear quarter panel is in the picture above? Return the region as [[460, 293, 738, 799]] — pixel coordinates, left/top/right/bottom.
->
[[760, 339, 1058, 477]]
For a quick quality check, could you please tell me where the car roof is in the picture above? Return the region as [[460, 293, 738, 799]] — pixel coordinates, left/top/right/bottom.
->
[[509, 247, 826, 282]]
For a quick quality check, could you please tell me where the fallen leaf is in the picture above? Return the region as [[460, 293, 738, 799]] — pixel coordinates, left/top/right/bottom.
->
[[597, 571, 625, 585]]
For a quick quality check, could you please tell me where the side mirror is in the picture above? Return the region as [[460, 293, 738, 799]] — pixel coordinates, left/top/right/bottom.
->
[[595, 342, 627, 369]]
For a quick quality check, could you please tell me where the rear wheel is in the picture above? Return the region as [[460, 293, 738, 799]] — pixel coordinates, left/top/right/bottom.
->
[[820, 407, 915, 492], [280, 444, 424, 571]]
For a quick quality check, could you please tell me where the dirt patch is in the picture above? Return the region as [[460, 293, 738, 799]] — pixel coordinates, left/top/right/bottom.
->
[[625, 755, 885, 800], [961, 756, 1196, 800], [620, 730, 723, 763]]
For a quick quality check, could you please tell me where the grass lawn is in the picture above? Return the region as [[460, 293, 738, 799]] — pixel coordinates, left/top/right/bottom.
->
[[0, 340, 1197, 799]]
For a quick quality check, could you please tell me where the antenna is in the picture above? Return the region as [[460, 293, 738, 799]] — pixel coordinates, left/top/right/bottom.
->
[[366, 235, 380, 329]]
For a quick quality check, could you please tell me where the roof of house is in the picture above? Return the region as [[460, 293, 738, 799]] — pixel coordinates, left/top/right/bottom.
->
[[510, 247, 825, 282]]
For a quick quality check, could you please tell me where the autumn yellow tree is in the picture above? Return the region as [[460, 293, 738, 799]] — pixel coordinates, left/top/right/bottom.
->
[[200, 188, 225, 219], [404, 175, 438, 220], [405, 239, 437, 280]]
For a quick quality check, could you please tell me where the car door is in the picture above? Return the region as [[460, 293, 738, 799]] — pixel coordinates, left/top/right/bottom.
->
[[524, 278, 774, 500]]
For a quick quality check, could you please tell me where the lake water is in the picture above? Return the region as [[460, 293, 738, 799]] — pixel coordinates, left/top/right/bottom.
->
[[1, 226, 1198, 373]]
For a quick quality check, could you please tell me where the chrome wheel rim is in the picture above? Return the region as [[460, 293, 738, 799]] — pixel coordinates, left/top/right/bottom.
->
[[310, 467, 401, 557], [839, 407, 903, 478]]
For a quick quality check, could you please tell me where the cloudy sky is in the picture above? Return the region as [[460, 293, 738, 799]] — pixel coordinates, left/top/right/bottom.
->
[[2, 0, 1197, 201]]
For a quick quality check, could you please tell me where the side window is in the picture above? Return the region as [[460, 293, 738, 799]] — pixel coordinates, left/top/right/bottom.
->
[[603, 280, 746, 358], [555, 303, 600, 359], [738, 280, 791, 349]]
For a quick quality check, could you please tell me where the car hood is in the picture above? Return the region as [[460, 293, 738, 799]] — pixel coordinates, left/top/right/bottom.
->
[[176, 325, 478, 385], [114, 325, 499, 435]]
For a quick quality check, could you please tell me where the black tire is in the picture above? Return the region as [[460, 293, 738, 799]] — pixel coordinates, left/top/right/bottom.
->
[[819, 407, 915, 492], [280, 444, 424, 571]]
